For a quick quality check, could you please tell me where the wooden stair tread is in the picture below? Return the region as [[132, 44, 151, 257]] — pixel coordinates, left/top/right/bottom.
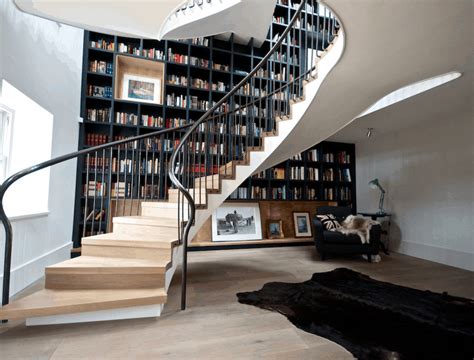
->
[[112, 216, 178, 228], [82, 232, 179, 248], [47, 256, 170, 274], [0, 288, 167, 320]]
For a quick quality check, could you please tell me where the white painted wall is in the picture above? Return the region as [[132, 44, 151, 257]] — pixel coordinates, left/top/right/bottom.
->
[[356, 110, 473, 271], [0, 0, 83, 298]]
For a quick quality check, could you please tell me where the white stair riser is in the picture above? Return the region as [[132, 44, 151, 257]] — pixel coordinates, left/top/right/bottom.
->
[[113, 223, 179, 237], [26, 304, 164, 326], [141, 206, 189, 219], [168, 191, 207, 205]]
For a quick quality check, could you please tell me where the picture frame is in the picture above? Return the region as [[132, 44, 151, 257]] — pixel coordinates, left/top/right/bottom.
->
[[268, 220, 284, 239], [212, 202, 262, 242], [293, 212, 312, 237], [122, 74, 161, 104]]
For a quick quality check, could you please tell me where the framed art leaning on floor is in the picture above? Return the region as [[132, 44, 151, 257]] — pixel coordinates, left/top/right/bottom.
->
[[293, 212, 312, 237], [212, 202, 262, 242]]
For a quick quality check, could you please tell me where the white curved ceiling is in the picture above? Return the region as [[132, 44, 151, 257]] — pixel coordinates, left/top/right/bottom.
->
[[13, 0, 277, 45], [14, 0, 184, 38]]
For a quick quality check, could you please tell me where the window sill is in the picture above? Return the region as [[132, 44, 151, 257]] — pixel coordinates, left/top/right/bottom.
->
[[9, 211, 50, 222]]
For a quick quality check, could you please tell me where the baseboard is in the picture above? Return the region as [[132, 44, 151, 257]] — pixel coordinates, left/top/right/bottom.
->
[[396, 241, 473, 271], [0, 242, 71, 300]]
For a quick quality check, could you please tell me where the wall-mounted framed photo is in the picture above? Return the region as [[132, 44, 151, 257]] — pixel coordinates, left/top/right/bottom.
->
[[268, 220, 284, 239], [122, 74, 161, 104], [293, 212, 312, 237], [212, 202, 262, 242]]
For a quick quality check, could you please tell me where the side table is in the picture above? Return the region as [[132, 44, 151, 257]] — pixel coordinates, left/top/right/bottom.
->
[[358, 212, 391, 255]]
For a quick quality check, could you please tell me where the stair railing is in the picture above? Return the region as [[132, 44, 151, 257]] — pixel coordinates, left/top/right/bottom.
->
[[169, 0, 340, 310], [0, 124, 192, 316]]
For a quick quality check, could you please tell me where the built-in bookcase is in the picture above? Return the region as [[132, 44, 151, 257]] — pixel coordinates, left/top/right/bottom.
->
[[229, 141, 356, 210], [73, 1, 350, 247]]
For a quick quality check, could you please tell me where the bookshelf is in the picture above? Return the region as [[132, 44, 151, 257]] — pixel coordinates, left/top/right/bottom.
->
[[228, 141, 356, 210], [73, 1, 347, 247]]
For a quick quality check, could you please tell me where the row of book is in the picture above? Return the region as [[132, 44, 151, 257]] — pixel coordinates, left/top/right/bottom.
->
[[289, 166, 305, 180], [85, 133, 108, 146], [140, 115, 188, 129], [339, 187, 352, 201], [212, 63, 230, 72], [337, 151, 351, 164], [115, 112, 138, 126], [87, 108, 110, 123], [83, 181, 107, 197], [84, 156, 109, 172], [89, 60, 113, 75], [271, 51, 299, 66], [111, 182, 161, 198], [118, 42, 140, 55], [323, 168, 335, 181], [167, 74, 188, 87], [88, 85, 112, 98], [142, 48, 165, 60], [90, 39, 114, 51], [192, 37, 209, 47]]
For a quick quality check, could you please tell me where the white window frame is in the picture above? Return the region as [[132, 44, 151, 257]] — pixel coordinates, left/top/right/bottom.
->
[[0, 103, 14, 182]]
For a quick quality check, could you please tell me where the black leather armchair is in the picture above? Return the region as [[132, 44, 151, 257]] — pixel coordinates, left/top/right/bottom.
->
[[312, 206, 381, 262]]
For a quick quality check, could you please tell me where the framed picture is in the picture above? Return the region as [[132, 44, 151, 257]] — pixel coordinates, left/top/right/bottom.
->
[[293, 212, 312, 237], [122, 74, 161, 104], [212, 202, 262, 242], [268, 220, 284, 239]]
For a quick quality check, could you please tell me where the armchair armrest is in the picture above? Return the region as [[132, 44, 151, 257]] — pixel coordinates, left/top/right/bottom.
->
[[312, 216, 325, 244]]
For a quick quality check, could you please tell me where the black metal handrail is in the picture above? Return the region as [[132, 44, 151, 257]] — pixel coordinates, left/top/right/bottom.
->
[[169, 0, 340, 310], [1, 124, 191, 312]]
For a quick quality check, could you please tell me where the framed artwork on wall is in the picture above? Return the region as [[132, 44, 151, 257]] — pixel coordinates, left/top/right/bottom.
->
[[212, 202, 262, 242], [122, 74, 161, 104], [293, 212, 312, 237]]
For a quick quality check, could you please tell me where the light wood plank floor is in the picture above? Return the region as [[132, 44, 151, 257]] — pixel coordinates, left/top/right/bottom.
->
[[1, 246, 473, 359]]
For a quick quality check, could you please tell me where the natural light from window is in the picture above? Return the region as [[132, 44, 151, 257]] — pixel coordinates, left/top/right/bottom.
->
[[357, 72, 462, 118], [0, 79, 53, 218]]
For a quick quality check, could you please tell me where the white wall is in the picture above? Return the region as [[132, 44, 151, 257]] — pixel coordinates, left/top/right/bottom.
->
[[356, 109, 473, 271], [0, 0, 83, 298]]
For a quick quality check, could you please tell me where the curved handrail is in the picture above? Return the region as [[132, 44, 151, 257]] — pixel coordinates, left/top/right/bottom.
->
[[169, 0, 340, 310], [1, 124, 191, 310]]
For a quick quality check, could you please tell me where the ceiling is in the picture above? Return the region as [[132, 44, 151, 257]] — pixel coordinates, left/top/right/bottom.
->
[[329, 64, 473, 143], [259, 0, 473, 169]]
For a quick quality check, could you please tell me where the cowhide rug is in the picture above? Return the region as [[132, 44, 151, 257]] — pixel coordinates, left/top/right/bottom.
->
[[236, 268, 474, 360]]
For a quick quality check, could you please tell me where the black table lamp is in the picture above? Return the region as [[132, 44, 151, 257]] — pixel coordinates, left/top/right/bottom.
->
[[368, 178, 386, 215]]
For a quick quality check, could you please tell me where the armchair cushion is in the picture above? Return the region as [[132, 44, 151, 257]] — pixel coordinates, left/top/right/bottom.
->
[[316, 214, 340, 230]]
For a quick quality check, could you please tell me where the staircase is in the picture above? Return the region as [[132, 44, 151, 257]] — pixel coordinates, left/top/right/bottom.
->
[[0, 0, 343, 325]]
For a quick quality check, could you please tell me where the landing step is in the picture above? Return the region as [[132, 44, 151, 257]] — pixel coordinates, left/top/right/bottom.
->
[[0, 288, 167, 320]]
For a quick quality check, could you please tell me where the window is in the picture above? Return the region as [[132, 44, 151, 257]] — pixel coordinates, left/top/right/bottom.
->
[[0, 105, 13, 182], [0, 79, 53, 217]]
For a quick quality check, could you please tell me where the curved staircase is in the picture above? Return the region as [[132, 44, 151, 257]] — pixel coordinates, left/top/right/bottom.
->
[[0, 0, 343, 325]]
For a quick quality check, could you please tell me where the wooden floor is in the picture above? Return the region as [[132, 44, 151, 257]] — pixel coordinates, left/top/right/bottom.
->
[[1, 246, 473, 359]]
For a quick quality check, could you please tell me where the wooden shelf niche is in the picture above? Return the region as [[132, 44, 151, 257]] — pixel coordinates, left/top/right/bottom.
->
[[190, 200, 337, 248], [114, 55, 164, 104]]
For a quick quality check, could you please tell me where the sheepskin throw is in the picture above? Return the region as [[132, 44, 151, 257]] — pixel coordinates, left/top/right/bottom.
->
[[316, 214, 340, 230], [333, 215, 379, 244]]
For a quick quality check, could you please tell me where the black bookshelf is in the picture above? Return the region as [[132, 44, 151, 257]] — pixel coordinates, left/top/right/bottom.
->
[[229, 141, 356, 210], [73, 1, 348, 247]]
